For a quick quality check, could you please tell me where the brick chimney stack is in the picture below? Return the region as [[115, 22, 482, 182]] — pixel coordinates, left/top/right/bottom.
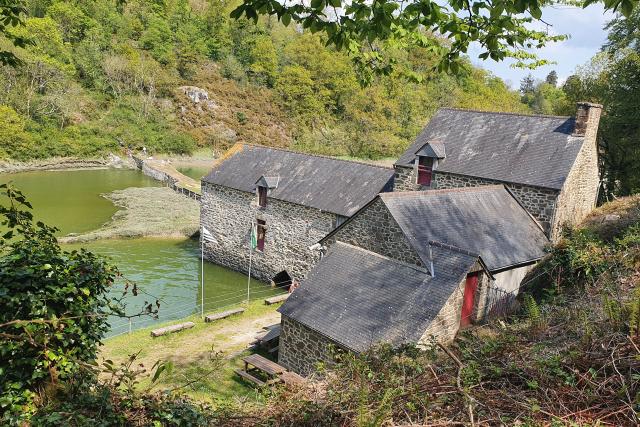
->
[[573, 102, 603, 137]]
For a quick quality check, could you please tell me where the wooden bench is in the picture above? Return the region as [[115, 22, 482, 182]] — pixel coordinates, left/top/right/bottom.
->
[[150, 322, 195, 337], [204, 308, 244, 323], [234, 368, 266, 387], [264, 294, 289, 305]]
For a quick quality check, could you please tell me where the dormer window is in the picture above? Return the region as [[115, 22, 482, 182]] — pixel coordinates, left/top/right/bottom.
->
[[254, 175, 279, 209], [414, 141, 446, 187], [417, 156, 433, 185]]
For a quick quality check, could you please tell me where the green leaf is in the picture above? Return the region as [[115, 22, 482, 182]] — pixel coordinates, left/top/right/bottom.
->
[[281, 13, 291, 26]]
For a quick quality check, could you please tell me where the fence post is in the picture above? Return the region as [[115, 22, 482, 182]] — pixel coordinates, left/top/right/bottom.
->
[[128, 318, 132, 334]]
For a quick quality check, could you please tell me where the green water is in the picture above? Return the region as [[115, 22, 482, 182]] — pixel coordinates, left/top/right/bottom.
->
[[0, 169, 159, 235], [176, 166, 211, 180], [63, 239, 280, 337], [0, 168, 280, 336]]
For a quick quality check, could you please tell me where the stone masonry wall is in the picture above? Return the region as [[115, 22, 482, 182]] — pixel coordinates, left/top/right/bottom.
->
[[200, 182, 330, 282], [278, 315, 340, 376], [393, 165, 559, 235], [325, 198, 423, 267], [552, 108, 601, 240]]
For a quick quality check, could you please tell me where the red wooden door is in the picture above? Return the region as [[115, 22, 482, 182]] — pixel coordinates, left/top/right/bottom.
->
[[460, 273, 479, 327]]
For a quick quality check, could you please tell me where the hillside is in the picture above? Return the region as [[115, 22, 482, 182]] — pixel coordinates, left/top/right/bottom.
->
[[0, 0, 529, 162]]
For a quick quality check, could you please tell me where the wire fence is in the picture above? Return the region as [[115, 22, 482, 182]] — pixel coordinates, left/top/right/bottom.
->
[[107, 286, 286, 338]]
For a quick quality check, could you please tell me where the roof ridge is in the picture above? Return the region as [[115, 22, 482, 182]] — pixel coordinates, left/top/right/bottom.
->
[[428, 240, 479, 258], [237, 143, 394, 171], [380, 185, 506, 199], [333, 241, 429, 274], [439, 107, 573, 120]]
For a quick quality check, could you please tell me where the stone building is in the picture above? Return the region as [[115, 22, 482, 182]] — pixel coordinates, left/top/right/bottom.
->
[[393, 103, 602, 240], [200, 143, 395, 283], [278, 186, 550, 375]]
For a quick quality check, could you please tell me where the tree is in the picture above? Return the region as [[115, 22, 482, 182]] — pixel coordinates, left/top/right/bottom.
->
[[0, 0, 30, 66], [545, 70, 558, 87], [230, 0, 638, 79], [519, 74, 536, 95]]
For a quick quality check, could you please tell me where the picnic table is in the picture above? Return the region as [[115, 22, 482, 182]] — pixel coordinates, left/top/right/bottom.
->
[[235, 354, 303, 388], [242, 354, 286, 376]]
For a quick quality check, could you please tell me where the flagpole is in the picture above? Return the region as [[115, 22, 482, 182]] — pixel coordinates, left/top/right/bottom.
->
[[247, 223, 252, 305], [201, 230, 204, 319]]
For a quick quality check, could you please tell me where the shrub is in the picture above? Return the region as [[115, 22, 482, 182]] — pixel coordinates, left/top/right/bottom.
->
[[0, 185, 121, 423]]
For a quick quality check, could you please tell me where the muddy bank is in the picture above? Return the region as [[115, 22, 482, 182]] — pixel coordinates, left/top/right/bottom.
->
[[0, 154, 135, 174], [60, 187, 199, 243]]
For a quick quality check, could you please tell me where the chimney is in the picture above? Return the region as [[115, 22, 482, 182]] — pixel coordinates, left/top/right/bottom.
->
[[573, 102, 603, 137]]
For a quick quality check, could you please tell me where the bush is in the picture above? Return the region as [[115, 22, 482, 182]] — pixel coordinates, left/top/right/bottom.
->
[[0, 185, 121, 423]]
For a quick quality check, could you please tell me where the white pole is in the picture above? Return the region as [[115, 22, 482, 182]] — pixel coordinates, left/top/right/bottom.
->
[[247, 222, 252, 305], [201, 233, 205, 319]]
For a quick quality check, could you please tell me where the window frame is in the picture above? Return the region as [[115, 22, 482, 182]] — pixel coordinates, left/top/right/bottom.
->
[[257, 186, 267, 208], [256, 219, 266, 252]]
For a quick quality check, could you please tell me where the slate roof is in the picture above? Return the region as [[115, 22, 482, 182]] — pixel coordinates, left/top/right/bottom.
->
[[395, 108, 584, 190], [203, 144, 395, 216], [278, 242, 480, 352], [322, 185, 549, 271]]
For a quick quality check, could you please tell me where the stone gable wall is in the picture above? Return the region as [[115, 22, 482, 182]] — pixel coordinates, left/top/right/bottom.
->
[[325, 198, 423, 267], [393, 166, 558, 235], [278, 315, 339, 376], [552, 111, 601, 239], [200, 182, 330, 282]]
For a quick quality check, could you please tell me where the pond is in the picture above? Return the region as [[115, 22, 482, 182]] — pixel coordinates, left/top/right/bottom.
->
[[176, 165, 212, 181], [0, 168, 280, 336], [0, 169, 159, 235]]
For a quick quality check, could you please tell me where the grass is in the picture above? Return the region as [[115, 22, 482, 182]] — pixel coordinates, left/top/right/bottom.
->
[[100, 299, 284, 404]]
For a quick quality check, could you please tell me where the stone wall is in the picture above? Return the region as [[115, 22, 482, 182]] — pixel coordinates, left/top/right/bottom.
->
[[417, 266, 492, 344], [551, 108, 601, 239], [278, 315, 339, 376], [325, 198, 423, 267], [393, 165, 559, 234], [200, 182, 330, 282]]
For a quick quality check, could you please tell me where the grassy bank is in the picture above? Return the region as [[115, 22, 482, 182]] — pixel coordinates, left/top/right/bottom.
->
[[100, 300, 283, 404], [60, 187, 199, 243]]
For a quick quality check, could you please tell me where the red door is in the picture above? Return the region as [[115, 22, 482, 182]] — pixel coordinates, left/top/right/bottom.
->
[[460, 273, 479, 327]]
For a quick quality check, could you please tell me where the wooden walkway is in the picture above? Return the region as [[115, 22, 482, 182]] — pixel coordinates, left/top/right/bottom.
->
[[235, 354, 304, 387]]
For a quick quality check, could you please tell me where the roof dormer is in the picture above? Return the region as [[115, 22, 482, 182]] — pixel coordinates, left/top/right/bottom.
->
[[414, 141, 445, 187], [254, 176, 279, 208], [255, 176, 280, 190], [414, 140, 446, 160]]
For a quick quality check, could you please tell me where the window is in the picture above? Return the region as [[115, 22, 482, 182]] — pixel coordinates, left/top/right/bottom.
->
[[417, 156, 433, 186], [257, 186, 267, 208], [256, 219, 266, 251]]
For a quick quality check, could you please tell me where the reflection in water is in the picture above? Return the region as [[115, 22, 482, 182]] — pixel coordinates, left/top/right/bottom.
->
[[63, 238, 282, 336]]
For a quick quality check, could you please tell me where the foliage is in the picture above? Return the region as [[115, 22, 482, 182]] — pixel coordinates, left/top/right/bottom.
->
[[0, 184, 124, 422], [0, 0, 30, 66], [560, 7, 640, 197], [0, 0, 532, 162], [230, 0, 638, 80]]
